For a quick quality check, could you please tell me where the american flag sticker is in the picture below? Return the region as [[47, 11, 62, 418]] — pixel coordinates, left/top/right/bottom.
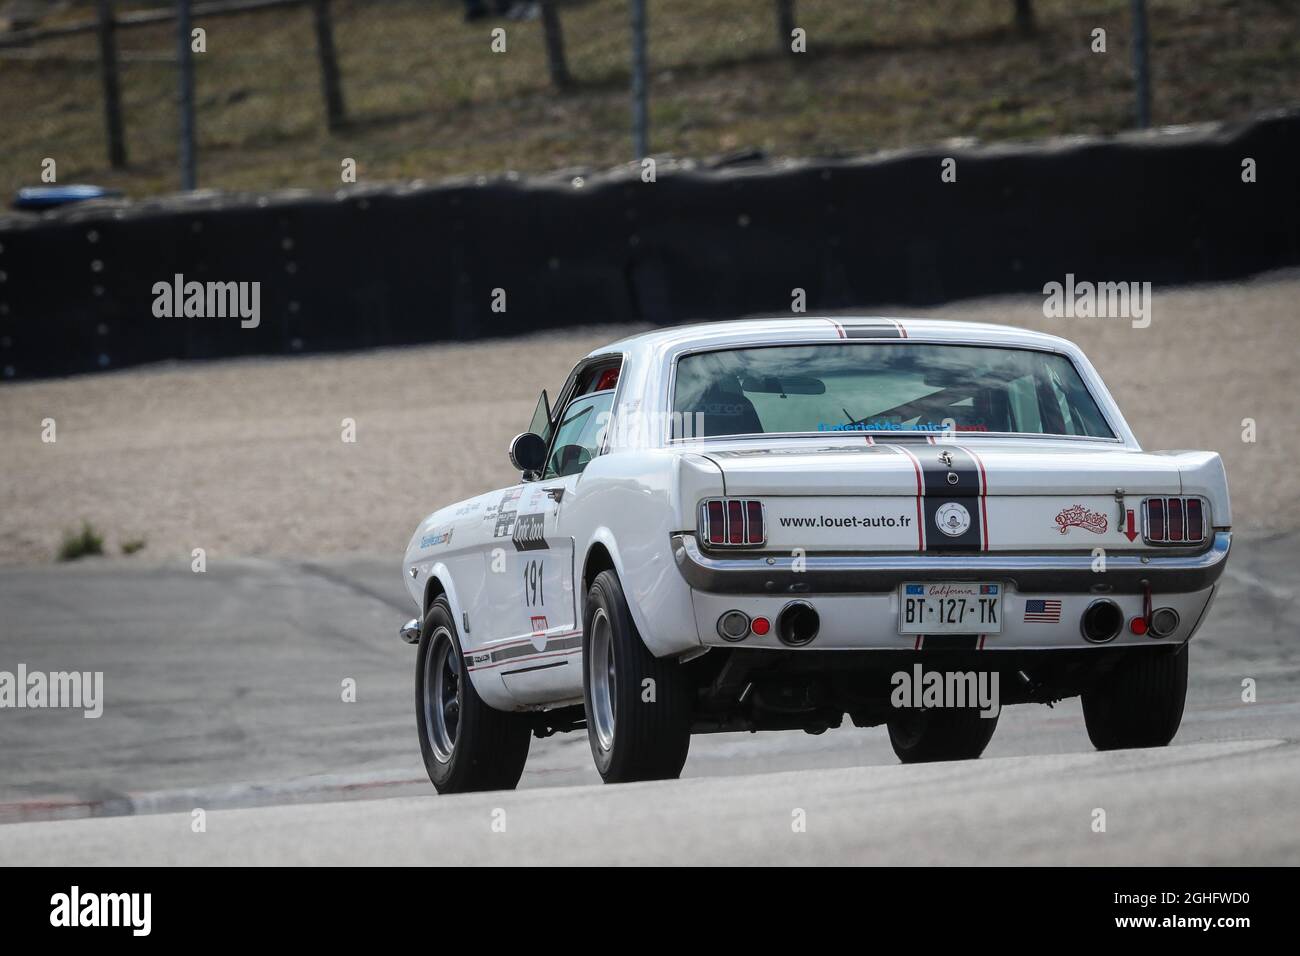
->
[[1024, 599, 1062, 623]]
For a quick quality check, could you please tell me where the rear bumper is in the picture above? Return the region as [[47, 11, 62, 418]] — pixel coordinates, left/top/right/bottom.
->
[[672, 531, 1231, 596], [689, 586, 1216, 651]]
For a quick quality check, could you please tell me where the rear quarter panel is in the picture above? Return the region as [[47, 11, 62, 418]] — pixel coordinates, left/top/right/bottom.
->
[[563, 449, 724, 657]]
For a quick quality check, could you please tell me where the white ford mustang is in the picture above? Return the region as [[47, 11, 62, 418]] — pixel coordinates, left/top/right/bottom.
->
[[399, 318, 1231, 792]]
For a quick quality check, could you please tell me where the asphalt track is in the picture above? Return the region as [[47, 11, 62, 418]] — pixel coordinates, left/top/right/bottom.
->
[[0, 532, 1296, 864]]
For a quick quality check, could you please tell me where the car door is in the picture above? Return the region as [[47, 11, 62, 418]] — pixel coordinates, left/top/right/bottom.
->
[[496, 386, 617, 705]]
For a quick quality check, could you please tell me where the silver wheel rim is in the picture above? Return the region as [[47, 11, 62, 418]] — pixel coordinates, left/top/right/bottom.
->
[[589, 607, 616, 752], [424, 626, 461, 763]]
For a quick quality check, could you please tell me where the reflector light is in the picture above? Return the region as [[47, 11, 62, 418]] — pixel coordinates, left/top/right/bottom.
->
[[746, 500, 764, 543], [1129, 616, 1148, 636], [727, 500, 744, 544], [1147, 498, 1165, 541], [1167, 498, 1184, 542], [1185, 498, 1203, 542], [751, 616, 771, 636], [706, 500, 725, 545]]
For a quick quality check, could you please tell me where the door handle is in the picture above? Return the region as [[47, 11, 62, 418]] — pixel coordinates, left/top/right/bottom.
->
[[543, 487, 565, 503]]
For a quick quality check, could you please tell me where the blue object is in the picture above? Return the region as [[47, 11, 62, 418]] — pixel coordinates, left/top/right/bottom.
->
[[13, 185, 122, 210]]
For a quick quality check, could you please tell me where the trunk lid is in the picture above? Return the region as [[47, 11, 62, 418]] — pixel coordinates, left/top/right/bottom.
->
[[699, 440, 1200, 552]]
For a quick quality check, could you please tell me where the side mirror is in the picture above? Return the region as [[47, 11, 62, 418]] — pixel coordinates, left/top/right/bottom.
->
[[509, 432, 547, 475]]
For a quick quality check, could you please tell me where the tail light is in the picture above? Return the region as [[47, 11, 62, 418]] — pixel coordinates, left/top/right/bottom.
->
[[1142, 496, 1206, 545], [699, 498, 766, 547]]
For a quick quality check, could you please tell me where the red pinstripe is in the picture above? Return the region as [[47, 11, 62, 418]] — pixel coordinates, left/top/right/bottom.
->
[[959, 444, 991, 552], [893, 445, 926, 550]]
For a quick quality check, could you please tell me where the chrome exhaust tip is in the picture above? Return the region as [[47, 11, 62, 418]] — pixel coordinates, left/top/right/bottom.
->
[[1080, 599, 1123, 644], [399, 618, 421, 645], [777, 601, 819, 647]]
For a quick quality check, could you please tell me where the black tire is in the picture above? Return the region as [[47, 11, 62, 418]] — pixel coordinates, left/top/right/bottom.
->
[[887, 708, 1000, 764], [582, 570, 692, 783], [415, 598, 531, 793], [1082, 645, 1188, 750]]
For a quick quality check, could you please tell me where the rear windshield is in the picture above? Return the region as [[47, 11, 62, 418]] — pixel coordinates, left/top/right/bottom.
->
[[671, 343, 1115, 439]]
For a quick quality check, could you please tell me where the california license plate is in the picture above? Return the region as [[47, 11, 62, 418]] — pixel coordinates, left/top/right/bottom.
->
[[898, 582, 1002, 634]]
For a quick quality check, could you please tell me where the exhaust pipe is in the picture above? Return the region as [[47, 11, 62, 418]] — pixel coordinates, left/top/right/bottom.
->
[[1080, 599, 1123, 644], [399, 618, 421, 645], [777, 601, 819, 646]]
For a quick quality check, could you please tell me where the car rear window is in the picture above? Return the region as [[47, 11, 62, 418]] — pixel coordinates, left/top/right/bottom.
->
[[671, 343, 1115, 439]]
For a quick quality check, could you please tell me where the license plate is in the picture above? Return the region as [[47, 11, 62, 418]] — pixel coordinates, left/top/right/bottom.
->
[[898, 582, 1002, 634]]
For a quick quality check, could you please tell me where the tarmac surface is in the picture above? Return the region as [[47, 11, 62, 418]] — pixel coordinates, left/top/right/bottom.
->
[[0, 531, 1295, 864]]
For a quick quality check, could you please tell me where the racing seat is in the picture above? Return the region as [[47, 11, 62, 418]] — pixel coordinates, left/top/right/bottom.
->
[[682, 378, 764, 437]]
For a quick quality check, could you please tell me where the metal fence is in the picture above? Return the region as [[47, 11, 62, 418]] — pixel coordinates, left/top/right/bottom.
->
[[0, 0, 1241, 198]]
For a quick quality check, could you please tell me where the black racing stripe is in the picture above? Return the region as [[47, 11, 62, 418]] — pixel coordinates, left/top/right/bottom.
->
[[918, 634, 982, 651], [916, 447, 981, 497], [915, 447, 983, 552], [843, 323, 903, 339], [501, 660, 568, 676], [475, 632, 582, 665]]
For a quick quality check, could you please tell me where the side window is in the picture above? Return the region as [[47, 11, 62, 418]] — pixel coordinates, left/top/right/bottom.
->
[[526, 390, 552, 443], [543, 391, 615, 479], [1045, 368, 1077, 434], [1006, 374, 1042, 433]]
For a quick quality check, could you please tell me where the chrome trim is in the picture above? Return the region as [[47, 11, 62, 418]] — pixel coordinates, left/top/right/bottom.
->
[[716, 610, 751, 642], [508, 431, 546, 474], [672, 531, 1231, 595], [1149, 607, 1180, 638], [588, 607, 616, 752], [669, 430, 1126, 446], [399, 618, 421, 645], [425, 626, 460, 763]]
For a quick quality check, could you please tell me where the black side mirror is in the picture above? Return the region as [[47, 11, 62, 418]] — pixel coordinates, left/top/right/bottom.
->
[[509, 432, 547, 476]]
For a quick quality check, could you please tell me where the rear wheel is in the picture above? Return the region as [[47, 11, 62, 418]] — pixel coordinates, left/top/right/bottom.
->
[[1082, 646, 1188, 750], [887, 708, 1000, 763], [415, 598, 531, 793], [582, 570, 692, 783]]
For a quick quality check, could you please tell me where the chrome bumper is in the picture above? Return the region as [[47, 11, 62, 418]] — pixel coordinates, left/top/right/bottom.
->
[[398, 618, 421, 645], [672, 531, 1231, 595]]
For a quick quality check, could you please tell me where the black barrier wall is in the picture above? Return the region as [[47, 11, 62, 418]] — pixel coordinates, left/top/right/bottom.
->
[[0, 110, 1296, 381]]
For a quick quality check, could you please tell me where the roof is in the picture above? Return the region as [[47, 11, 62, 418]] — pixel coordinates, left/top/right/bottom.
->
[[587, 317, 1081, 358]]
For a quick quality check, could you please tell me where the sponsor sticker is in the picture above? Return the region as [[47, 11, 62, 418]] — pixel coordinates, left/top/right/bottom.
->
[[512, 512, 548, 551], [419, 527, 454, 548], [1054, 504, 1108, 535]]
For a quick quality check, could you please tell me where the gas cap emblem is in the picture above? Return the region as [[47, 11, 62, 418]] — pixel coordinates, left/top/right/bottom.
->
[[935, 502, 971, 537]]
